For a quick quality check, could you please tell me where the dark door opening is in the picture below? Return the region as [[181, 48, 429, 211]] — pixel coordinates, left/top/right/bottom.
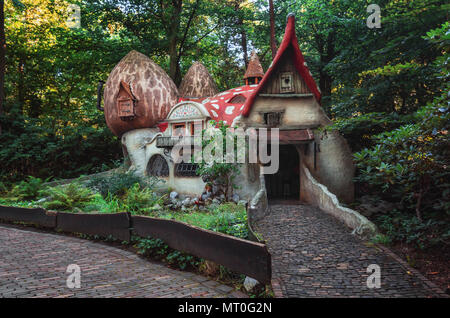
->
[[264, 144, 300, 200]]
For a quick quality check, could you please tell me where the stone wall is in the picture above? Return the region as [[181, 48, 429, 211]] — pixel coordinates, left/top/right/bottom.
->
[[301, 166, 377, 238]]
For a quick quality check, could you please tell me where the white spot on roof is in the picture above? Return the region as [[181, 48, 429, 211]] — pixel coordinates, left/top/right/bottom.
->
[[202, 98, 210, 104], [225, 106, 235, 115], [210, 110, 218, 117], [211, 104, 220, 110]]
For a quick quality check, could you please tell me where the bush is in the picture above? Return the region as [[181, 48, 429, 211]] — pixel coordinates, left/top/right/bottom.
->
[[86, 170, 145, 197], [121, 183, 165, 214], [43, 183, 97, 211], [9, 176, 48, 201], [135, 237, 200, 270], [375, 210, 449, 249]]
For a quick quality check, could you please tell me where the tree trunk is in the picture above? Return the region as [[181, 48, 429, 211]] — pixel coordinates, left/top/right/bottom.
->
[[0, 0, 5, 134], [241, 28, 248, 67], [168, 0, 183, 84], [269, 0, 277, 59], [234, 1, 247, 67], [318, 31, 336, 97]]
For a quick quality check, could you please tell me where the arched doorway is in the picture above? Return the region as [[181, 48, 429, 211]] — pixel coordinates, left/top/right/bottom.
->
[[264, 144, 300, 200], [147, 154, 169, 177]]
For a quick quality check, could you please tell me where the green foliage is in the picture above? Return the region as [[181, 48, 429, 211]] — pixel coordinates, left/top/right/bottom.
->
[[375, 210, 449, 249], [135, 237, 200, 270], [206, 203, 248, 239], [42, 183, 98, 211], [9, 176, 47, 200], [86, 170, 145, 198], [121, 183, 164, 215], [196, 121, 242, 201], [370, 233, 392, 246], [161, 203, 248, 239]]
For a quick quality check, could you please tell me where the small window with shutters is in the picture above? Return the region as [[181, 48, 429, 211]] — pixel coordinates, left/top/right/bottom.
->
[[263, 112, 282, 127], [280, 72, 294, 93]]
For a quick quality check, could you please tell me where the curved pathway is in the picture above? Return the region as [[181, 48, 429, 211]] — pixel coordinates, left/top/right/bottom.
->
[[0, 225, 245, 298], [255, 204, 446, 298]]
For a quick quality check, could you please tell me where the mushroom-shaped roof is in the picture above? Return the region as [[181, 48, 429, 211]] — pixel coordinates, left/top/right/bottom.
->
[[201, 84, 258, 126], [244, 51, 264, 79], [178, 62, 219, 99], [103, 50, 179, 137]]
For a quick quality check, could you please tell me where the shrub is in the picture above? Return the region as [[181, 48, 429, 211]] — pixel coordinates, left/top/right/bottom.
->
[[375, 210, 449, 249], [135, 237, 200, 270], [9, 176, 48, 200], [122, 183, 165, 215], [86, 170, 145, 197], [43, 183, 97, 211]]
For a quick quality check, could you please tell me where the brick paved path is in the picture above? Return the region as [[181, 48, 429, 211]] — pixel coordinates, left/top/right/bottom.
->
[[0, 225, 244, 298], [255, 204, 445, 298]]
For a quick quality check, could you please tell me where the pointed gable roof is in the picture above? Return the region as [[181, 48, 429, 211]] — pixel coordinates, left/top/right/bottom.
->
[[244, 51, 264, 79], [242, 14, 321, 117]]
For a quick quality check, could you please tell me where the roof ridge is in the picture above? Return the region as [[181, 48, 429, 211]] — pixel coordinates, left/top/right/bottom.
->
[[241, 14, 321, 117]]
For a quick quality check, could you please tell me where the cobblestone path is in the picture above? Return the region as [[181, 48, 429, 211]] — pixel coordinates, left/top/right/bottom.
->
[[0, 225, 245, 298], [255, 204, 446, 298]]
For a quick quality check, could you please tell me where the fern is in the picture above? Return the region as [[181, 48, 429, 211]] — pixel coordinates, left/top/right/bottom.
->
[[43, 183, 97, 211]]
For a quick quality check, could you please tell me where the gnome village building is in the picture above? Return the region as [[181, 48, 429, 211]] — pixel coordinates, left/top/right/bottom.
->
[[101, 15, 355, 208]]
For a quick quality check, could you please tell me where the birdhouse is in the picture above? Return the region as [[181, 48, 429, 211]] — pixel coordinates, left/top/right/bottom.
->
[[116, 81, 137, 121]]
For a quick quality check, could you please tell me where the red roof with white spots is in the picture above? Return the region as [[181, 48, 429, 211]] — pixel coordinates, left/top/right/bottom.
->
[[179, 84, 258, 125]]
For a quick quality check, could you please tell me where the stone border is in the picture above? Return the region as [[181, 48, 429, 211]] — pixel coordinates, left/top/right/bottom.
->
[[377, 244, 449, 298], [302, 166, 377, 237]]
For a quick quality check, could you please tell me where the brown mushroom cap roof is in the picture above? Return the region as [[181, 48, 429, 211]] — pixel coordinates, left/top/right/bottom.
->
[[178, 62, 219, 98], [103, 50, 179, 136], [244, 51, 264, 79]]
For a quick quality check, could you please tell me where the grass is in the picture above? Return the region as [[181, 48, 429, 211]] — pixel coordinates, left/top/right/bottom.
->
[[157, 203, 248, 239]]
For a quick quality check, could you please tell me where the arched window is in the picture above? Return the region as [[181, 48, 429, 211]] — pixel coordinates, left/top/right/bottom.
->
[[147, 155, 169, 177]]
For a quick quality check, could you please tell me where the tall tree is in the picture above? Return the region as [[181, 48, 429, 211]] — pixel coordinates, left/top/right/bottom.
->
[[0, 0, 4, 134], [268, 0, 276, 59]]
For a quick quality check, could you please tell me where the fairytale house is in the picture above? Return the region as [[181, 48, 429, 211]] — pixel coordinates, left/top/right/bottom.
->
[[101, 14, 355, 205]]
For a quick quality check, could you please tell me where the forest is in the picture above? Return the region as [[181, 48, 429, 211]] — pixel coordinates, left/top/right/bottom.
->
[[0, 0, 448, 267]]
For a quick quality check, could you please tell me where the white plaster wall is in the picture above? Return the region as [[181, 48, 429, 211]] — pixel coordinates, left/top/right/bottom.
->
[[301, 166, 377, 237], [301, 129, 355, 203], [242, 96, 330, 128], [121, 128, 161, 176]]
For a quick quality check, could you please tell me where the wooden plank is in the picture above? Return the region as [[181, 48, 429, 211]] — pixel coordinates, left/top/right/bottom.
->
[[56, 212, 131, 242], [0, 205, 56, 228], [131, 216, 272, 284]]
